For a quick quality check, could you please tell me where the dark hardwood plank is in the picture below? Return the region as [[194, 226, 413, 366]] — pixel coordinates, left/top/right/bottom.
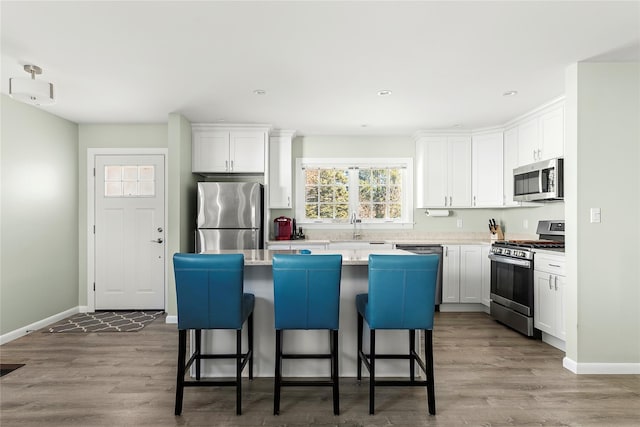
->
[[1, 312, 638, 426]]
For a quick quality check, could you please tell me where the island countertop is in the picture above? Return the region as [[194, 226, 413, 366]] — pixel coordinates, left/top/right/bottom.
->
[[201, 248, 415, 266]]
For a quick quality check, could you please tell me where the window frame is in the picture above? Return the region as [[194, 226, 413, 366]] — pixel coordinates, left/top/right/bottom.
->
[[294, 157, 414, 228]]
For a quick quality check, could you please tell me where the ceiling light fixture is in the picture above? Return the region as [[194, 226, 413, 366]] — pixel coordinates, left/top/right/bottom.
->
[[377, 90, 392, 96], [9, 64, 55, 106], [253, 89, 266, 95], [503, 90, 518, 97]]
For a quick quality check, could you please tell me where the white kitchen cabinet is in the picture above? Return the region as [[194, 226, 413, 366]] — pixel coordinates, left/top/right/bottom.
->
[[534, 253, 566, 341], [516, 104, 564, 167], [502, 126, 520, 206], [269, 130, 295, 208], [416, 136, 471, 208], [459, 245, 482, 303], [442, 245, 461, 303], [192, 124, 269, 173], [443, 244, 484, 304], [480, 244, 491, 307], [472, 132, 504, 207]]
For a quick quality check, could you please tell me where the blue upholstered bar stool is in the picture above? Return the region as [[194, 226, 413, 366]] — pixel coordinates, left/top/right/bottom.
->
[[272, 254, 343, 415], [173, 253, 254, 416], [356, 254, 438, 415]]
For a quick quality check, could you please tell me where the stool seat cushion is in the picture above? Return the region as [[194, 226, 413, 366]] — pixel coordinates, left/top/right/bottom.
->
[[174, 253, 252, 330], [357, 254, 438, 330], [273, 254, 342, 330]]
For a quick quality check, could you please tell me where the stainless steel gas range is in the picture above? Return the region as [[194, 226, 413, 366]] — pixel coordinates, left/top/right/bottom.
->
[[488, 220, 565, 337]]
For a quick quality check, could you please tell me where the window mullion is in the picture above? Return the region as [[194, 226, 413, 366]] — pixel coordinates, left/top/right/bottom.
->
[[348, 169, 358, 218]]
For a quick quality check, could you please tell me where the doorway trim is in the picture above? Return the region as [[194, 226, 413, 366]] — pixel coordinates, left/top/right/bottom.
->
[[87, 148, 169, 312]]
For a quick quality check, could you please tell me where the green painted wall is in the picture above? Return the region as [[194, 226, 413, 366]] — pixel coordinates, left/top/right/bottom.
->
[[567, 62, 640, 364], [1, 95, 79, 335], [77, 124, 168, 306]]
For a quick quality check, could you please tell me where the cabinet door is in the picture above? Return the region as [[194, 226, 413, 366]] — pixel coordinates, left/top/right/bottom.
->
[[269, 135, 292, 208], [534, 270, 555, 334], [416, 137, 448, 207], [539, 106, 564, 161], [442, 245, 460, 303], [517, 118, 539, 166], [448, 137, 472, 207], [472, 133, 503, 207], [459, 245, 482, 303], [502, 127, 519, 206], [480, 245, 491, 307], [192, 130, 229, 173], [555, 274, 566, 340], [229, 131, 265, 173]]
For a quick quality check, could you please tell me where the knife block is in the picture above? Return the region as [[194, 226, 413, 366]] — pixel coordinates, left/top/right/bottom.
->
[[490, 225, 505, 241]]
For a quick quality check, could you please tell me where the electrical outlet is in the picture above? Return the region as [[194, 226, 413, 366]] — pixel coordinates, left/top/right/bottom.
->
[[523, 219, 529, 229], [590, 208, 601, 223], [456, 219, 463, 228]]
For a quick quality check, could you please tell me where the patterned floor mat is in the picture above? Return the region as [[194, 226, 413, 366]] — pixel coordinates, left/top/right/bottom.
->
[[46, 311, 164, 332]]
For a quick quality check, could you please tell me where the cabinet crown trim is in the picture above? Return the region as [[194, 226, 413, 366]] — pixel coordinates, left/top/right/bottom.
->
[[192, 123, 272, 132]]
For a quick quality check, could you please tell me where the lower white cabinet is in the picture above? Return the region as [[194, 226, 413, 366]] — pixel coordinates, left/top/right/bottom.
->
[[443, 245, 485, 304], [534, 253, 566, 340], [481, 245, 491, 307]]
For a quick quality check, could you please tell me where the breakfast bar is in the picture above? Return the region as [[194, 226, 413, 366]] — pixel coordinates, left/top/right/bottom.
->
[[194, 248, 418, 378]]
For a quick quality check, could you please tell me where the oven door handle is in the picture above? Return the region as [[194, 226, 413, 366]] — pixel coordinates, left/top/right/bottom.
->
[[488, 254, 532, 269]]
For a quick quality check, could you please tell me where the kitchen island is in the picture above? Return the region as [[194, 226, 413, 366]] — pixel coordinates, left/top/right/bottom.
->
[[194, 249, 421, 378]]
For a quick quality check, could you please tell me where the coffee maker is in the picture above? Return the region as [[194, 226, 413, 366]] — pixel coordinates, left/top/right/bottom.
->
[[274, 216, 293, 240]]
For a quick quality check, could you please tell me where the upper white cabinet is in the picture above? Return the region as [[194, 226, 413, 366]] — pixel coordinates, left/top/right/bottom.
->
[[416, 136, 472, 208], [472, 132, 504, 207], [192, 124, 269, 174], [502, 127, 520, 206], [516, 103, 564, 167], [269, 130, 295, 208]]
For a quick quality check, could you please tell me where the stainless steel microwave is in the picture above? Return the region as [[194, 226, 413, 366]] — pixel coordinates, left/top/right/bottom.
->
[[513, 158, 563, 202]]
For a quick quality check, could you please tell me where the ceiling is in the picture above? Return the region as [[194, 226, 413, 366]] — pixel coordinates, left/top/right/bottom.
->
[[1, 1, 639, 135]]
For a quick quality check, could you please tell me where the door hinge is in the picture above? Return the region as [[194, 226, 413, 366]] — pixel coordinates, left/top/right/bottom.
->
[[93, 225, 95, 234], [93, 167, 96, 177], [93, 282, 96, 291]]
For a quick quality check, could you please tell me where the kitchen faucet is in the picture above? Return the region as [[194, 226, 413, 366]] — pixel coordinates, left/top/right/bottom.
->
[[350, 212, 362, 239]]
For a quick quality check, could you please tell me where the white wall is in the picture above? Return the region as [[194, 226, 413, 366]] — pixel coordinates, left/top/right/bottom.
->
[[566, 62, 640, 367], [1, 95, 79, 335], [270, 134, 564, 237]]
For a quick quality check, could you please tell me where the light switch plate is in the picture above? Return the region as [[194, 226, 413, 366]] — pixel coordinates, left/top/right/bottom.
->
[[456, 219, 463, 228], [590, 208, 601, 223]]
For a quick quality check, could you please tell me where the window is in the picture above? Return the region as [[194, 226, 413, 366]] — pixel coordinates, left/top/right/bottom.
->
[[104, 165, 155, 197], [295, 158, 413, 226]]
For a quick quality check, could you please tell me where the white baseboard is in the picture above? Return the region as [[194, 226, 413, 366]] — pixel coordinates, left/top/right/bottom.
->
[[563, 357, 640, 374], [439, 303, 487, 313], [165, 315, 178, 324], [0, 306, 80, 345], [542, 332, 566, 351]]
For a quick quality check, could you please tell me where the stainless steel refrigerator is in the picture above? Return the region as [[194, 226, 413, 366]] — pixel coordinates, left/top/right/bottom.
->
[[195, 182, 264, 252]]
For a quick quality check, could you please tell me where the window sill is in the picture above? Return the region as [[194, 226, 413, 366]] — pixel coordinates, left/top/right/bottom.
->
[[296, 222, 414, 230]]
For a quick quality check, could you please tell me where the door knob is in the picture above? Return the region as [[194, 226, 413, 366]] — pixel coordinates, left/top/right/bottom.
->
[[151, 238, 163, 243]]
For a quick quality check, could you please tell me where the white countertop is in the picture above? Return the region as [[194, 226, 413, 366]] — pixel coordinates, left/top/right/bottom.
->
[[201, 249, 416, 266]]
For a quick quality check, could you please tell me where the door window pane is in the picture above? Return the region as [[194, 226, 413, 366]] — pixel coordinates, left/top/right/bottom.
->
[[104, 165, 155, 197]]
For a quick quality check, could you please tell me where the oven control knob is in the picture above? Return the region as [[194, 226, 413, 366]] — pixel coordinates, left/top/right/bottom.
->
[[504, 249, 511, 256]]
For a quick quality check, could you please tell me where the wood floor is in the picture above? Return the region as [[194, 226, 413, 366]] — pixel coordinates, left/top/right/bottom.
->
[[1, 312, 639, 426]]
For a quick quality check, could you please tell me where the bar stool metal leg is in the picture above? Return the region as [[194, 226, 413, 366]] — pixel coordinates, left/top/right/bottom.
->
[[175, 330, 187, 416], [409, 329, 415, 381], [331, 329, 339, 415], [426, 329, 436, 415], [248, 313, 254, 379], [195, 329, 202, 381], [357, 313, 363, 381], [369, 329, 376, 415], [274, 329, 282, 415]]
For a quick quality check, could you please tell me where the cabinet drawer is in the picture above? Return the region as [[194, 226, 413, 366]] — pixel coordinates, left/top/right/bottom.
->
[[534, 255, 565, 275]]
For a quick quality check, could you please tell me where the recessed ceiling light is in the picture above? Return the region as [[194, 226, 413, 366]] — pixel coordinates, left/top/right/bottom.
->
[[503, 90, 518, 97], [253, 89, 266, 95], [361, 124, 368, 128], [377, 90, 392, 96], [452, 123, 463, 128]]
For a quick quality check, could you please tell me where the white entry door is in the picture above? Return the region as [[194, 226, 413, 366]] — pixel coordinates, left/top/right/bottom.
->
[[95, 155, 165, 310]]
